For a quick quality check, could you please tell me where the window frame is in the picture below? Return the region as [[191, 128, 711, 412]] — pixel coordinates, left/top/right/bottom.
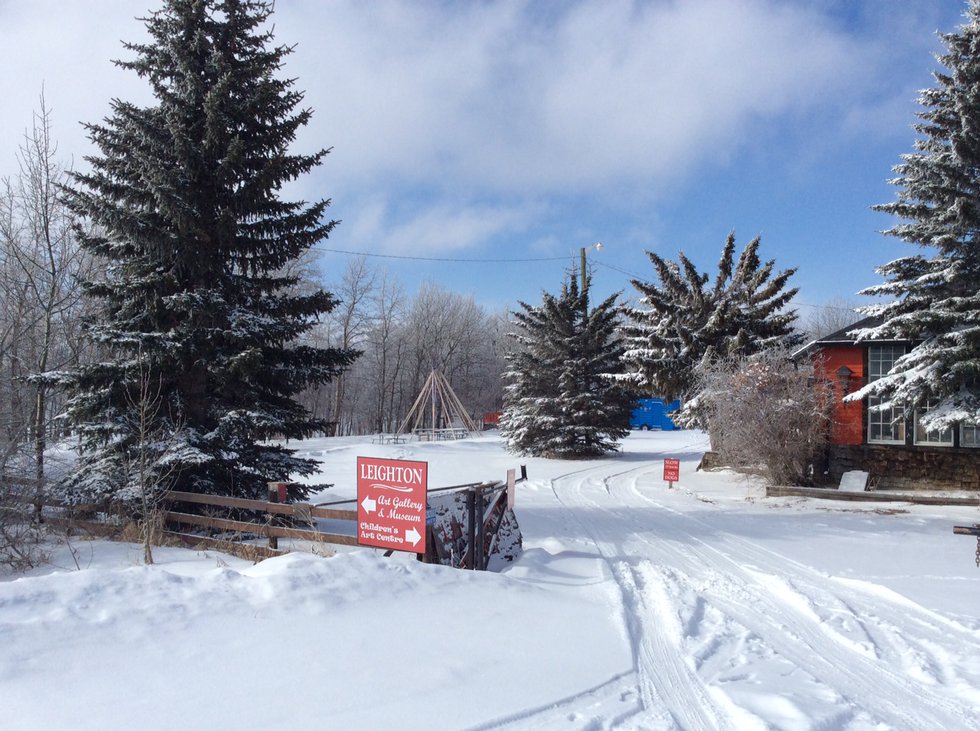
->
[[866, 344, 906, 445], [913, 400, 954, 447], [867, 395, 905, 445]]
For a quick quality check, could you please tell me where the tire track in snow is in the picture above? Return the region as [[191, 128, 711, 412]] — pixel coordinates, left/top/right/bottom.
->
[[591, 468, 980, 729], [467, 671, 645, 731], [548, 463, 743, 730], [485, 453, 978, 729], [621, 475, 980, 705]]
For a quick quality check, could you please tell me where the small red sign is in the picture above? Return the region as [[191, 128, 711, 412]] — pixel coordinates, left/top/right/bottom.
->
[[663, 458, 680, 483], [357, 457, 428, 554]]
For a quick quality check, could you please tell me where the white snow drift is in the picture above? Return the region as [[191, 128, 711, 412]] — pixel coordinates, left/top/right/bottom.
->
[[2, 430, 979, 730]]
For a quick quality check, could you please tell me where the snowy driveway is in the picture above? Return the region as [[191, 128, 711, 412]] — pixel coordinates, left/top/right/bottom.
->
[[2, 431, 979, 730], [497, 444, 980, 729]]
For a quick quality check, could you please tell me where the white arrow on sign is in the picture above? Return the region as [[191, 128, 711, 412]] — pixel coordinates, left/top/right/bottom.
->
[[361, 495, 377, 514], [405, 527, 421, 546]]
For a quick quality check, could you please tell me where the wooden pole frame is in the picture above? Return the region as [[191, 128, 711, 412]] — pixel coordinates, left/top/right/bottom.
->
[[396, 369, 480, 438]]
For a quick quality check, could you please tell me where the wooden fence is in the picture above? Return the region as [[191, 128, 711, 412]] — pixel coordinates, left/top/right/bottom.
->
[[2, 473, 358, 559], [6, 467, 527, 568], [162, 489, 359, 554]]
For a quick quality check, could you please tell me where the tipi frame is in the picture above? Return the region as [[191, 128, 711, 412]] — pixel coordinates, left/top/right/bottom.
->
[[397, 370, 480, 440]]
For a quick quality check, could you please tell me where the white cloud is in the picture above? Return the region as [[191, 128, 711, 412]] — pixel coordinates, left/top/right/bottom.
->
[[0, 1, 946, 192], [0, 0, 150, 172], [278, 0, 874, 197], [339, 195, 538, 256], [0, 0, 959, 266]]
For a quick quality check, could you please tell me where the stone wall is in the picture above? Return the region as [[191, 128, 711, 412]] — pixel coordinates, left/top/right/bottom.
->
[[825, 444, 980, 491]]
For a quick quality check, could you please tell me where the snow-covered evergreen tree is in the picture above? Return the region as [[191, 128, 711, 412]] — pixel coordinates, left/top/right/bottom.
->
[[851, 3, 980, 430], [621, 232, 799, 406], [501, 271, 634, 458], [61, 0, 357, 503]]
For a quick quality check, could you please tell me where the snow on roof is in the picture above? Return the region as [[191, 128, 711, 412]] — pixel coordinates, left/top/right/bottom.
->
[[792, 315, 910, 359]]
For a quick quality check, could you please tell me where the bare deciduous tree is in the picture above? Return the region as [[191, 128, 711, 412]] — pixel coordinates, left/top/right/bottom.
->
[[300, 273, 508, 436], [400, 281, 500, 418], [0, 453, 47, 572], [364, 269, 407, 432], [798, 297, 862, 342], [695, 347, 834, 486], [122, 349, 183, 565], [1, 97, 94, 566], [1, 97, 92, 482], [327, 256, 375, 435], [294, 263, 508, 436]]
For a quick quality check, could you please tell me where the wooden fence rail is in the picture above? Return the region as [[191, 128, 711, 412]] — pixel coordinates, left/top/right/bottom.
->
[[164, 490, 357, 521], [162, 489, 359, 551], [1, 481, 360, 558], [162, 509, 360, 547]]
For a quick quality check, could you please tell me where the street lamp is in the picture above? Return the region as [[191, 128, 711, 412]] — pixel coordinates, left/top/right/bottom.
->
[[580, 242, 603, 311]]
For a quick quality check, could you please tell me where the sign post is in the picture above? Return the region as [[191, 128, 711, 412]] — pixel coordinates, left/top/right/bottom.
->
[[663, 458, 680, 489], [357, 457, 428, 554]]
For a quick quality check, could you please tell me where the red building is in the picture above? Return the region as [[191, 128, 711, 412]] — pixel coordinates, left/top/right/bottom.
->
[[799, 318, 978, 491]]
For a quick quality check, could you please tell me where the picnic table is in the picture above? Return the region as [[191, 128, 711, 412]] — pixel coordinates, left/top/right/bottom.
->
[[414, 427, 470, 441], [372, 433, 406, 444]]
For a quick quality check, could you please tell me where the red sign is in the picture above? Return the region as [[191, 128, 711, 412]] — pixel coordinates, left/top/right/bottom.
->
[[663, 458, 680, 483], [357, 457, 428, 553]]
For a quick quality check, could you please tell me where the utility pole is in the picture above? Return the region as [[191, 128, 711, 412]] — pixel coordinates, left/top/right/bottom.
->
[[580, 242, 603, 315]]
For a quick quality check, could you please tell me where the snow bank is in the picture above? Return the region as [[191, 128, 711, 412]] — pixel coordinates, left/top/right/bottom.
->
[[3, 430, 979, 730]]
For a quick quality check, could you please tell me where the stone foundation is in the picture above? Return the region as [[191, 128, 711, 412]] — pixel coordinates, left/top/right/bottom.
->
[[825, 444, 980, 491], [697, 451, 725, 471]]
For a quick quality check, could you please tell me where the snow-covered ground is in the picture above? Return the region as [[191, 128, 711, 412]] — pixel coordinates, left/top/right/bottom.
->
[[3, 430, 979, 730]]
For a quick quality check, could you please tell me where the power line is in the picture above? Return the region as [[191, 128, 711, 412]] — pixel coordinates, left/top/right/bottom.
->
[[323, 247, 863, 313], [594, 259, 644, 280], [320, 247, 571, 263], [593, 260, 861, 313]]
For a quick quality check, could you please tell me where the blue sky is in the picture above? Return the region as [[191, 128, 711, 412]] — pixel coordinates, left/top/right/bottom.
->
[[0, 0, 968, 316]]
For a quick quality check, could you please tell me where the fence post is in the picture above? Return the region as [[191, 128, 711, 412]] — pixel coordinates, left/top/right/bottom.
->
[[466, 488, 476, 570], [475, 485, 486, 571], [266, 482, 281, 550]]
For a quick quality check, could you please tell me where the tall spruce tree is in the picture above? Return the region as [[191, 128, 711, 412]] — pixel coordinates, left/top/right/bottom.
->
[[61, 0, 357, 503], [852, 2, 980, 429], [621, 232, 799, 404], [501, 271, 634, 458]]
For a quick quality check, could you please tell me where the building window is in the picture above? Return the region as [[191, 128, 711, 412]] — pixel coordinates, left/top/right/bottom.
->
[[961, 423, 979, 448], [867, 345, 906, 445], [868, 344, 904, 381], [914, 401, 953, 446], [868, 397, 905, 443]]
